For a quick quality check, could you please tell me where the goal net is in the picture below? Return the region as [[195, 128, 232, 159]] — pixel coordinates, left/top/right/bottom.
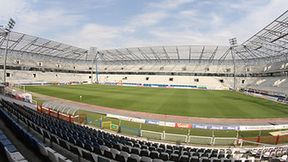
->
[[188, 135, 213, 145], [164, 133, 188, 143], [141, 130, 163, 140]]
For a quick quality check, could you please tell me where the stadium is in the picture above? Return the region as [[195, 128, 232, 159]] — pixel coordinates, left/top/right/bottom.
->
[[0, 1, 288, 162]]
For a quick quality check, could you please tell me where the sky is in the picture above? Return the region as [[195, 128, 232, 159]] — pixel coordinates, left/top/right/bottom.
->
[[0, 0, 287, 49]]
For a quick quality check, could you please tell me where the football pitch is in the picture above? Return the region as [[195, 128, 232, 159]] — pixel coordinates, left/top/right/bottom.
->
[[25, 84, 288, 118]]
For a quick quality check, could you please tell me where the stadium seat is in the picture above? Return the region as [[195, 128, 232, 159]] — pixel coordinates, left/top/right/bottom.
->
[[69, 145, 80, 156], [93, 145, 102, 155], [140, 149, 150, 157], [201, 153, 210, 158], [110, 148, 120, 158], [152, 159, 164, 162], [157, 147, 164, 153], [82, 151, 94, 161], [141, 145, 149, 150], [211, 158, 221, 162], [104, 150, 114, 159], [234, 160, 242, 162], [115, 153, 126, 162], [179, 155, 189, 162], [131, 147, 141, 155], [128, 154, 141, 162], [169, 153, 179, 161], [134, 143, 141, 148], [201, 157, 210, 162], [122, 145, 131, 153], [160, 152, 169, 161], [140, 156, 153, 162], [190, 156, 200, 162], [150, 151, 160, 159], [114, 143, 122, 150], [165, 149, 173, 155], [149, 146, 156, 151], [181, 151, 189, 156], [98, 156, 110, 162], [192, 152, 200, 157], [59, 139, 69, 150]]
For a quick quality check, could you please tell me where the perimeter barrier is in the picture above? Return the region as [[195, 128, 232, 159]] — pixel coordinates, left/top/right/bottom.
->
[[81, 115, 287, 146]]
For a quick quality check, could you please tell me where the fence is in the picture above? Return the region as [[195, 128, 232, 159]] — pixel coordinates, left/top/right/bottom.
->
[[83, 117, 285, 146]]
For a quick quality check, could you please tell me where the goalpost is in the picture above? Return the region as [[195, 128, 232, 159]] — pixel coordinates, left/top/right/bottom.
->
[[141, 130, 163, 140], [164, 133, 188, 143], [213, 137, 237, 145], [188, 135, 213, 145]]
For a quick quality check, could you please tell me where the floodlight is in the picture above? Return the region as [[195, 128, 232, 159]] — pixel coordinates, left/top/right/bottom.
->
[[229, 38, 237, 47], [3, 18, 16, 84]]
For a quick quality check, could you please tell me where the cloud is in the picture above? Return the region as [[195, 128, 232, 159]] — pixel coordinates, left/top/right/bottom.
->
[[2, 0, 288, 50], [18, 8, 83, 37], [148, 28, 232, 46], [179, 10, 197, 17], [56, 0, 288, 49], [0, 0, 84, 40], [58, 24, 122, 48], [149, 0, 193, 9], [224, 0, 288, 43], [128, 12, 168, 28], [0, 0, 28, 24]]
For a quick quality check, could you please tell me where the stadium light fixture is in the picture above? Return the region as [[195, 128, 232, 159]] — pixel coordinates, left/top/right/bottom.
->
[[3, 18, 16, 84], [95, 51, 101, 84], [229, 37, 237, 91], [229, 38, 237, 47]]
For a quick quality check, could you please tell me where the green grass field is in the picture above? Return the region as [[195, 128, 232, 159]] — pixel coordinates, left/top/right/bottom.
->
[[25, 84, 288, 118]]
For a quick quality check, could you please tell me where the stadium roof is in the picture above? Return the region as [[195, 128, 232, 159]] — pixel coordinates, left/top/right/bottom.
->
[[234, 10, 288, 62], [0, 10, 287, 63], [0, 29, 94, 61], [98, 10, 288, 63], [97, 45, 230, 63]]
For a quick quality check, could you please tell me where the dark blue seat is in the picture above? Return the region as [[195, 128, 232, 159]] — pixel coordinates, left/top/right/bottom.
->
[[189, 156, 199, 162], [69, 145, 80, 156], [0, 134, 6, 140], [131, 147, 141, 155], [140, 156, 153, 162], [0, 139, 12, 146], [179, 155, 189, 162], [150, 151, 160, 159], [59, 139, 68, 150], [160, 152, 169, 161], [140, 149, 150, 157], [82, 150, 94, 161], [98, 156, 110, 162], [115, 153, 126, 162], [169, 153, 179, 161], [128, 154, 140, 162], [104, 150, 114, 159], [5, 144, 17, 153]]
